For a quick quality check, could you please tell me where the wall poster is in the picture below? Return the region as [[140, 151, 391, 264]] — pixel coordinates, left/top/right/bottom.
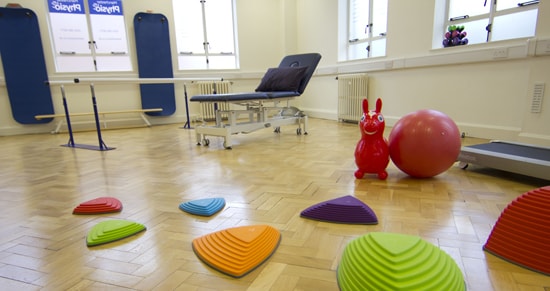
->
[[47, 0, 131, 72]]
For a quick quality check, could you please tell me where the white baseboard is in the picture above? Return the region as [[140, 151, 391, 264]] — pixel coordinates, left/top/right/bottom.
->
[[303, 109, 550, 146], [3, 110, 549, 147], [0, 114, 191, 136], [0, 124, 52, 136], [517, 132, 550, 147], [302, 108, 338, 121]]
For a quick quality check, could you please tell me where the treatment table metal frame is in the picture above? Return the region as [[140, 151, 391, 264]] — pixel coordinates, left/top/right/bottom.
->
[[194, 97, 307, 149]]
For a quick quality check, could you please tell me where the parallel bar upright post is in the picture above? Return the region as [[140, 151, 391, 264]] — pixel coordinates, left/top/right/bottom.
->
[[60, 85, 75, 147], [182, 83, 192, 129], [90, 84, 109, 151]]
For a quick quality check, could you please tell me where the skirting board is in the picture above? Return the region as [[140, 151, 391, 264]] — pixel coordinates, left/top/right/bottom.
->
[[305, 109, 550, 146], [0, 114, 190, 136]]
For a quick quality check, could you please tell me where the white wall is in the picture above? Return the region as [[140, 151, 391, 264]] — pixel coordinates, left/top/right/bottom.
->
[[1, 0, 549, 147], [297, 0, 550, 146]]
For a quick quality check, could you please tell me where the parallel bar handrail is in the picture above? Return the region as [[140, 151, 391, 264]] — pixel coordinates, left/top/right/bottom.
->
[[45, 77, 223, 85], [44, 77, 225, 130]]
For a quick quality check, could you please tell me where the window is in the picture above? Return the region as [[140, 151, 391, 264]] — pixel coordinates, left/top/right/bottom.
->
[[172, 0, 238, 70], [46, 0, 132, 72], [341, 0, 388, 61], [443, 0, 538, 46]]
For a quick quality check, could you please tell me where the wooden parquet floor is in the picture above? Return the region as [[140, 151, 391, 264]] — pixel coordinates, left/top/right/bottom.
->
[[0, 118, 549, 291]]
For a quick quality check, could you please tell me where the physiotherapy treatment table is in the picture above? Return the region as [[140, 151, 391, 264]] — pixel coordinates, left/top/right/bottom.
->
[[190, 53, 322, 149]]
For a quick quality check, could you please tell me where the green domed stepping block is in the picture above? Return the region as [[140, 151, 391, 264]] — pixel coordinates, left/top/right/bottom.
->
[[73, 197, 122, 214], [87, 219, 146, 247], [337, 232, 465, 291], [484, 186, 550, 275], [179, 197, 225, 216]]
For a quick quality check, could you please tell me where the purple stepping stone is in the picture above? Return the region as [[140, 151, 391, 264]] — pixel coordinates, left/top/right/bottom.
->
[[300, 195, 378, 224]]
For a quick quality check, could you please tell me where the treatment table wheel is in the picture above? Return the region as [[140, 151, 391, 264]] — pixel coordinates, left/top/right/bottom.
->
[[274, 127, 281, 133], [297, 128, 302, 135], [202, 138, 210, 146]]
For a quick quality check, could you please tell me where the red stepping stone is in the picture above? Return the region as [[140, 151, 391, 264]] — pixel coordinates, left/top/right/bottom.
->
[[73, 197, 123, 214], [484, 186, 550, 275]]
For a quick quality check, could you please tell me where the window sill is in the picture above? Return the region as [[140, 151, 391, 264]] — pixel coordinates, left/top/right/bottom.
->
[[330, 37, 550, 75]]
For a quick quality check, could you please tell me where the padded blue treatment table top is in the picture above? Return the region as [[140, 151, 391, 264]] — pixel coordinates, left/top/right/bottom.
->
[[190, 91, 300, 102]]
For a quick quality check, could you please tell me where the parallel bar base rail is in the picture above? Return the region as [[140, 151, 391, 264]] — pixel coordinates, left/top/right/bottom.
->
[[35, 84, 117, 151]]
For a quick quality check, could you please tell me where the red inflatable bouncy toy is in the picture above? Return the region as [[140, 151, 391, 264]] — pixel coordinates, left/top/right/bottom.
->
[[354, 98, 390, 180]]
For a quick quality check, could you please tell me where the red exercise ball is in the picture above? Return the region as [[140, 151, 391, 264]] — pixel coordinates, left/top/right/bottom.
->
[[388, 109, 461, 178]]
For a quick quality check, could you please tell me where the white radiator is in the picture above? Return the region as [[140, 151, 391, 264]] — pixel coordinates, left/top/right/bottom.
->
[[337, 74, 368, 123], [197, 81, 232, 121]]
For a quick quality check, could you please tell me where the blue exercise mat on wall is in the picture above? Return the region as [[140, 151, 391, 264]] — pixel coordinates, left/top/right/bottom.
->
[[0, 7, 54, 124], [134, 12, 176, 116]]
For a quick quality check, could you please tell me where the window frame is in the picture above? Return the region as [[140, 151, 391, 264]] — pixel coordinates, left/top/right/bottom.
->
[[172, 0, 239, 71], [443, 0, 539, 45], [340, 0, 388, 62]]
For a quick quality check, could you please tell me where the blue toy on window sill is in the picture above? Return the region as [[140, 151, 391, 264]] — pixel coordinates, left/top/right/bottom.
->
[[443, 25, 468, 47]]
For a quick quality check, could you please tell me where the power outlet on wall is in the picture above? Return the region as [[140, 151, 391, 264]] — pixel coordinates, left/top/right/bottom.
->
[[492, 48, 508, 59]]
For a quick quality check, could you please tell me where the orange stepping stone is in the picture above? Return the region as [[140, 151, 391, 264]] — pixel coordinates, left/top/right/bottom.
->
[[73, 197, 122, 214], [484, 186, 550, 275], [192, 224, 281, 278]]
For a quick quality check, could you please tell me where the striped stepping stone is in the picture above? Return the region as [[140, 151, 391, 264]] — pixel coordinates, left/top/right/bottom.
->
[[192, 224, 281, 277], [179, 197, 225, 216], [73, 197, 122, 214], [484, 186, 550, 275], [338, 232, 465, 290], [300, 195, 378, 224], [87, 219, 146, 247]]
